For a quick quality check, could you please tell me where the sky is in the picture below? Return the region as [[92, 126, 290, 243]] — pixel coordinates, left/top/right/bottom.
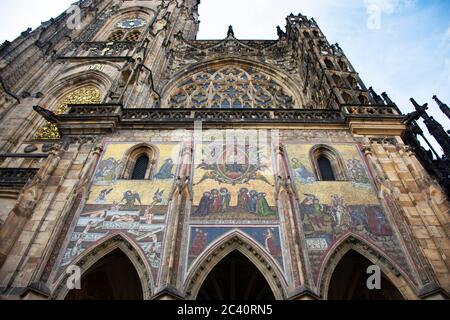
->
[[0, 0, 448, 153]]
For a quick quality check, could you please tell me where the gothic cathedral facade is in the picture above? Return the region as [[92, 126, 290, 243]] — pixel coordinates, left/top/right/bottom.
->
[[0, 0, 449, 300]]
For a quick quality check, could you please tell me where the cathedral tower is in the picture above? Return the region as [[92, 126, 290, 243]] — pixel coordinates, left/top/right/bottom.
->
[[0, 0, 448, 300]]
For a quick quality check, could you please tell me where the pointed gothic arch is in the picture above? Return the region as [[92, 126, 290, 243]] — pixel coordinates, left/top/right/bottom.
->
[[184, 231, 287, 300], [317, 234, 418, 300], [327, 250, 404, 300], [33, 81, 104, 140], [52, 233, 153, 300], [93, 7, 156, 42], [197, 250, 276, 300], [32, 67, 112, 124], [161, 57, 306, 109], [44, 66, 113, 101], [120, 143, 160, 180], [309, 144, 348, 181]]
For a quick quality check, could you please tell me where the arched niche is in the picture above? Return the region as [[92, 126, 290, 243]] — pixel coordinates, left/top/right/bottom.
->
[[161, 58, 305, 109], [318, 235, 418, 300], [52, 233, 153, 300], [184, 231, 287, 300]]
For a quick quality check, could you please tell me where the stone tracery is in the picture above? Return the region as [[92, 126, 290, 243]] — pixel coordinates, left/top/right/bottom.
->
[[167, 66, 296, 109]]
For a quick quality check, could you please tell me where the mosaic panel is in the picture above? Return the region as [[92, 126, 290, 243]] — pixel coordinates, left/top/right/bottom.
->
[[59, 142, 180, 282], [286, 143, 413, 281], [187, 226, 284, 271], [186, 140, 284, 278], [192, 141, 278, 223]]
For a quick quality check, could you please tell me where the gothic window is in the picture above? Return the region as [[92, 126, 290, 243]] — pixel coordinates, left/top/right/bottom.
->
[[332, 74, 343, 87], [311, 145, 347, 181], [107, 30, 125, 42], [317, 156, 336, 181], [106, 18, 146, 42], [324, 59, 334, 69], [131, 155, 150, 180], [358, 94, 369, 105], [167, 66, 296, 109], [122, 145, 156, 180], [124, 30, 141, 42], [35, 86, 101, 140], [347, 76, 357, 88], [342, 92, 353, 104], [338, 60, 349, 71]]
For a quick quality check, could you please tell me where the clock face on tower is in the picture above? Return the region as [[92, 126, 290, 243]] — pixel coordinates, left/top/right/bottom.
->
[[117, 19, 146, 29]]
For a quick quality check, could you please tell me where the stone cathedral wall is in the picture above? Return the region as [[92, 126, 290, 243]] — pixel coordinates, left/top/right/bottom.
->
[[0, 0, 448, 300]]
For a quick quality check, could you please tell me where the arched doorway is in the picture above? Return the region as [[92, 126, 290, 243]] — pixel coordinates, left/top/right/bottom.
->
[[197, 251, 275, 300], [328, 250, 404, 300], [65, 249, 144, 300]]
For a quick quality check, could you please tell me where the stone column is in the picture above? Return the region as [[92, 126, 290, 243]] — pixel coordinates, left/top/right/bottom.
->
[[274, 144, 310, 292], [36, 142, 104, 285], [158, 142, 193, 297], [0, 144, 63, 267]]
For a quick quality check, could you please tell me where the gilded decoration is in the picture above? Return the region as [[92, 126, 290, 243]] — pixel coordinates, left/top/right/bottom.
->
[[35, 86, 101, 140]]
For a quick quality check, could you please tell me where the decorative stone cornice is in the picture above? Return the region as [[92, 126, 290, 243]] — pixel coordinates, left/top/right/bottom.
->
[[32, 103, 405, 136]]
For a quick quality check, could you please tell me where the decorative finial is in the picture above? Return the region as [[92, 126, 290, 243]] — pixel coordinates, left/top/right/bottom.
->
[[277, 26, 286, 39], [369, 87, 383, 104], [433, 95, 450, 119], [403, 99, 428, 124], [381, 92, 395, 106], [410, 98, 428, 112], [227, 25, 234, 38]]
